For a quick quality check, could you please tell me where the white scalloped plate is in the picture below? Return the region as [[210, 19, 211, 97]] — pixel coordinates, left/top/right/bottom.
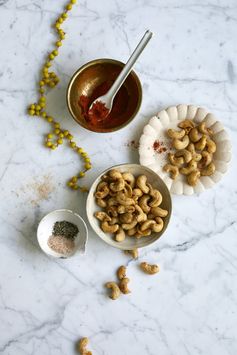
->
[[139, 104, 232, 195]]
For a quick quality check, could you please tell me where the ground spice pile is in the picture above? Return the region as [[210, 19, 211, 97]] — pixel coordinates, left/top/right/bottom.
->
[[48, 220, 79, 256], [153, 140, 167, 154]]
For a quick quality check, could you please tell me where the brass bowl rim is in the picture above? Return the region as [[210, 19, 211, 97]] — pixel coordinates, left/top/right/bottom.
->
[[66, 58, 143, 133]]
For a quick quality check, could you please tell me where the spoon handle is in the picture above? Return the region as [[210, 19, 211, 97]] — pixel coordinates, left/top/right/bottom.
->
[[108, 30, 153, 98]]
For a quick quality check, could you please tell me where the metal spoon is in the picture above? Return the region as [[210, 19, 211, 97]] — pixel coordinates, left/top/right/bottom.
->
[[89, 30, 153, 117]]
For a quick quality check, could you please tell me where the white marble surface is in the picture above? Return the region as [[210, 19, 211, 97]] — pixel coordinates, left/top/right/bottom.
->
[[0, 0, 237, 354]]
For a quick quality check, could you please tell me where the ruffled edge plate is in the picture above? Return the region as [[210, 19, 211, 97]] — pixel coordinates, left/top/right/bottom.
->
[[139, 104, 232, 195]]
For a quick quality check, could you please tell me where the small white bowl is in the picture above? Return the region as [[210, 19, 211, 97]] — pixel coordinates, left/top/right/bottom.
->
[[86, 163, 172, 250], [37, 209, 88, 258]]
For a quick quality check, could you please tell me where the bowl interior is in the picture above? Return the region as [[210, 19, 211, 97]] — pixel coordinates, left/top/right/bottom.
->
[[67, 59, 142, 133], [86, 164, 172, 250], [37, 209, 88, 258]]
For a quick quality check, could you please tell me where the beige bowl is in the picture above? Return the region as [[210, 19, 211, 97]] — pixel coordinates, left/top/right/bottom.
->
[[86, 164, 172, 250]]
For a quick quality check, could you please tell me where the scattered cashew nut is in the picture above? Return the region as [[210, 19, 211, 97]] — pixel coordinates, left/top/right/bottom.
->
[[140, 262, 159, 275], [105, 282, 121, 300], [124, 249, 138, 259], [119, 278, 131, 294]]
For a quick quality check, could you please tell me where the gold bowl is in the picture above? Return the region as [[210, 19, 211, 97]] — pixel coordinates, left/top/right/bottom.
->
[[66, 59, 142, 133]]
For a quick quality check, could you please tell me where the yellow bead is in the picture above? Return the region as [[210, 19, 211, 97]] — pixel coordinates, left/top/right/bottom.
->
[[51, 145, 57, 150], [47, 134, 53, 139], [59, 133, 64, 138], [35, 111, 40, 116], [58, 17, 63, 24], [49, 82, 55, 88], [56, 41, 62, 47], [57, 139, 63, 145], [81, 152, 87, 157], [30, 104, 35, 109], [77, 147, 83, 154], [29, 110, 35, 116], [45, 78, 50, 84], [54, 123, 60, 129], [40, 96, 46, 102], [55, 129, 60, 135], [40, 102, 46, 108], [85, 163, 91, 170], [41, 112, 47, 118], [79, 171, 85, 177], [53, 50, 58, 56], [36, 105, 41, 111], [67, 181, 74, 187], [66, 4, 72, 10], [49, 72, 56, 78], [85, 158, 90, 163], [49, 54, 55, 60], [60, 34, 65, 40], [39, 88, 45, 94], [64, 130, 69, 136], [43, 67, 48, 73], [45, 62, 52, 68], [72, 185, 79, 190], [55, 22, 60, 29], [68, 134, 73, 140], [62, 13, 68, 19], [70, 141, 76, 148], [39, 80, 45, 86], [45, 141, 52, 147], [71, 176, 78, 183], [71, 0, 77, 4], [47, 116, 53, 122]]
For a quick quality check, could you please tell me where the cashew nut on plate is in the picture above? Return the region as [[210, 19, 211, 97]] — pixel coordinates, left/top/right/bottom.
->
[[178, 119, 195, 133], [115, 227, 126, 242], [138, 195, 151, 213], [101, 220, 119, 233], [187, 170, 201, 186], [94, 211, 111, 222], [206, 139, 216, 153], [200, 162, 216, 176], [175, 149, 192, 163], [167, 128, 185, 139], [180, 160, 197, 175], [110, 178, 125, 192], [195, 135, 207, 151], [168, 153, 184, 167], [189, 127, 202, 143], [136, 175, 150, 194], [172, 135, 189, 150], [199, 151, 212, 168], [198, 121, 213, 135], [105, 282, 121, 300], [148, 186, 162, 207], [150, 206, 168, 217], [140, 262, 159, 275], [95, 181, 110, 199], [109, 169, 123, 180], [122, 172, 135, 188], [163, 164, 179, 180]]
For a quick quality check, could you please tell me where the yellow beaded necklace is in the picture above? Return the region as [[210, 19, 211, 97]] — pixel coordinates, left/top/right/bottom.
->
[[27, 0, 91, 192]]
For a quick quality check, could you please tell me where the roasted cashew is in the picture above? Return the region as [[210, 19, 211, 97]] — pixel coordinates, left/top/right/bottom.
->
[[108, 169, 123, 180], [110, 178, 125, 192], [198, 151, 212, 168], [175, 149, 192, 163], [123, 182, 133, 198], [150, 206, 168, 217], [105, 282, 121, 300], [187, 144, 202, 161], [96, 198, 107, 208], [117, 204, 135, 214], [140, 262, 159, 275], [95, 181, 110, 199], [147, 213, 155, 219], [187, 170, 201, 186], [206, 139, 216, 153], [106, 206, 118, 217], [200, 162, 215, 176], [163, 164, 179, 179], [189, 127, 202, 143], [101, 174, 109, 181], [117, 265, 127, 280], [198, 121, 213, 135], [195, 135, 207, 151], [178, 119, 195, 133], [116, 192, 135, 206], [148, 185, 162, 207], [140, 220, 156, 232], [124, 249, 139, 259], [167, 128, 185, 139], [135, 204, 147, 223], [127, 227, 137, 236], [152, 217, 164, 233], [94, 211, 111, 222], [168, 153, 184, 167], [109, 217, 119, 225], [119, 278, 131, 294], [115, 227, 126, 242], [136, 175, 150, 194], [138, 195, 151, 213], [172, 135, 189, 150], [135, 228, 152, 238], [77, 337, 90, 355], [180, 160, 197, 175], [107, 197, 118, 206], [121, 218, 137, 230], [132, 188, 143, 200], [119, 212, 133, 224], [122, 172, 135, 188], [108, 189, 118, 197], [101, 221, 119, 233]]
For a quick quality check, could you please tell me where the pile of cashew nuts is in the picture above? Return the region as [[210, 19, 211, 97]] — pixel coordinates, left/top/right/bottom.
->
[[163, 119, 216, 186], [94, 169, 169, 241]]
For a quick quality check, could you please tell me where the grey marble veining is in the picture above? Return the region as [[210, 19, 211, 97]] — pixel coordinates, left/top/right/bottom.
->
[[0, 0, 237, 354]]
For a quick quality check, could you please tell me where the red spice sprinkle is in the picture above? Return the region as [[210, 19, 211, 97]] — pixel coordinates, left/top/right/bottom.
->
[[153, 140, 167, 154]]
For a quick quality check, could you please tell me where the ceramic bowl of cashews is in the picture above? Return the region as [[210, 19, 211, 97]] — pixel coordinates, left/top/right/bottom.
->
[[86, 164, 172, 250]]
